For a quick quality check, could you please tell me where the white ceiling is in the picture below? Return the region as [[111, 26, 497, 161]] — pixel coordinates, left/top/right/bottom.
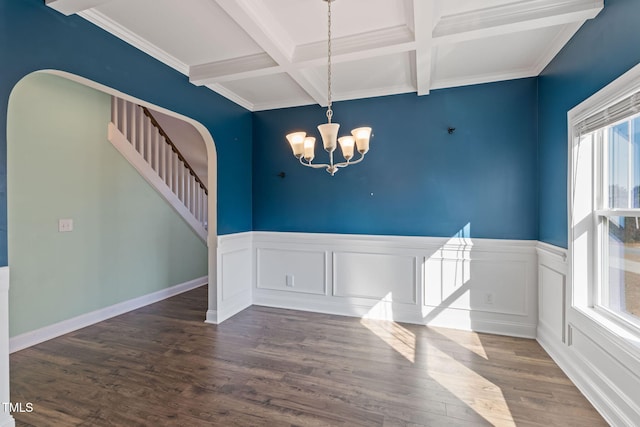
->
[[47, 0, 604, 112]]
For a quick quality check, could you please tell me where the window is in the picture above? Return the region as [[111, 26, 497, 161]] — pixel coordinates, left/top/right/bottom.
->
[[570, 67, 640, 335], [595, 115, 640, 328]]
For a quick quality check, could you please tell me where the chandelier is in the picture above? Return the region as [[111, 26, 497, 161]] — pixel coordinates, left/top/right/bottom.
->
[[285, 0, 372, 176]]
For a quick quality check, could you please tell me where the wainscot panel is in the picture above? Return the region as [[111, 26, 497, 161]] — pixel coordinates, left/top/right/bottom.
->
[[215, 233, 253, 323], [256, 248, 327, 295], [252, 232, 538, 338], [333, 252, 417, 304]]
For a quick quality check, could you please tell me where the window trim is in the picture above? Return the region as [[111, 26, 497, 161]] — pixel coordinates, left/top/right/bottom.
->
[[568, 62, 640, 347]]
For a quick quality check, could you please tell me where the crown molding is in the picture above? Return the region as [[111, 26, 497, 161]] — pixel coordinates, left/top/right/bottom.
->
[[250, 84, 418, 112], [430, 67, 538, 91], [532, 21, 584, 75], [205, 83, 256, 111], [46, 0, 113, 16], [251, 98, 317, 112], [78, 9, 189, 75], [332, 84, 417, 104]]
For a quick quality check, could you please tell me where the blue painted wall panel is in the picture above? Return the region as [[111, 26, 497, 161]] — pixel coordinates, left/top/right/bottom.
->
[[538, 0, 640, 248], [253, 79, 538, 240], [0, 0, 253, 266]]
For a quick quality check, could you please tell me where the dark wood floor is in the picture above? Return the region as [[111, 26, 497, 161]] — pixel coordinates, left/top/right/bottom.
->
[[10, 286, 606, 426]]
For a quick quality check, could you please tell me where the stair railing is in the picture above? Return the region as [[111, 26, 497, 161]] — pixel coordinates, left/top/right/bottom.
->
[[111, 97, 208, 229]]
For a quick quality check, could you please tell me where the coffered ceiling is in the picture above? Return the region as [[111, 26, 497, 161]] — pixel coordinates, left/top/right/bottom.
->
[[47, 0, 604, 111]]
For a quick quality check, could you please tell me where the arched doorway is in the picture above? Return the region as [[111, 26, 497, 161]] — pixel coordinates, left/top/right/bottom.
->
[[2, 70, 219, 424]]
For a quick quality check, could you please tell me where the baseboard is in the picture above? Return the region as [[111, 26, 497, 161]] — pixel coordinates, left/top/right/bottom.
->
[[205, 291, 252, 325], [9, 276, 207, 353], [205, 309, 218, 325], [425, 310, 537, 338], [218, 290, 252, 323], [254, 290, 537, 338]]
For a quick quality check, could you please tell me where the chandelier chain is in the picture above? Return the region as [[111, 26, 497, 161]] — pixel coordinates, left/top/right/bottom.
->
[[326, 0, 333, 123]]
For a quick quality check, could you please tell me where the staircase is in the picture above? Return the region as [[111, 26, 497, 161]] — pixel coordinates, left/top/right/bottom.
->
[[108, 97, 208, 242]]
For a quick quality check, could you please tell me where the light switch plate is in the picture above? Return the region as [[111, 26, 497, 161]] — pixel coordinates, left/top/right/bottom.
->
[[58, 218, 73, 232]]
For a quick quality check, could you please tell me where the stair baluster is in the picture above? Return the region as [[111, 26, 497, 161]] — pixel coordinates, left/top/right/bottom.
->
[[109, 96, 208, 237]]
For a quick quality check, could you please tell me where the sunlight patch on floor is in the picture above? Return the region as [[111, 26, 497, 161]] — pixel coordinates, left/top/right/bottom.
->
[[426, 343, 515, 426], [361, 296, 416, 363], [434, 328, 488, 360]]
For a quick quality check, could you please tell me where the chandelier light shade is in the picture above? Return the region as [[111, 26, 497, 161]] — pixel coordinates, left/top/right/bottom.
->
[[285, 0, 372, 176]]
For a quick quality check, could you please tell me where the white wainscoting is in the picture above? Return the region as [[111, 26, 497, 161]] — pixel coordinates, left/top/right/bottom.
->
[[537, 242, 640, 426], [537, 242, 567, 344], [252, 232, 538, 337], [214, 232, 252, 323]]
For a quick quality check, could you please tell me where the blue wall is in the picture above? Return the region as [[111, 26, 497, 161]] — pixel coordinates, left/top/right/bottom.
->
[[0, 0, 253, 266], [253, 78, 538, 240], [6, 0, 635, 256], [538, 0, 640, 248]]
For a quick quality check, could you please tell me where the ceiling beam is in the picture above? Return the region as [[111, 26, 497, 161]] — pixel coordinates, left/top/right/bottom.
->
[[190, 53, 282, 86], [190, 26, 417, 85], [45, 0, 113, 16], [213, 0, 326, 106], [413, 0, 434, 96], [293, 26, 415, 65], [432, 0, 603, 46]]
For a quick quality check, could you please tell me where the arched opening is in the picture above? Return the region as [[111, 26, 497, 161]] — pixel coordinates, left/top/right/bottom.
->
[[5, 69, 218, 347]]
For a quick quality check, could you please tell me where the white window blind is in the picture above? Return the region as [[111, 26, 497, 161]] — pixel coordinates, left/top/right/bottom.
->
[[575, 91, 640, 135]]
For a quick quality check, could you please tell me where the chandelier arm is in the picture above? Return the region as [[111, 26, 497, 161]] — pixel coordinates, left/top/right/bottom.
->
[[300, 157, 330, 169], [333, 152, 366, 169]]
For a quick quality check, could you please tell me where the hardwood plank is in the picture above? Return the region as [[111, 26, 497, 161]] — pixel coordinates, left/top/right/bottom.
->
[[10, 285, 607, 426]]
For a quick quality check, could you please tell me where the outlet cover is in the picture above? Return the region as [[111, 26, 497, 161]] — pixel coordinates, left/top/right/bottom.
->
[[286, 274, 294, 287], [484, 292, 494, 305]]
